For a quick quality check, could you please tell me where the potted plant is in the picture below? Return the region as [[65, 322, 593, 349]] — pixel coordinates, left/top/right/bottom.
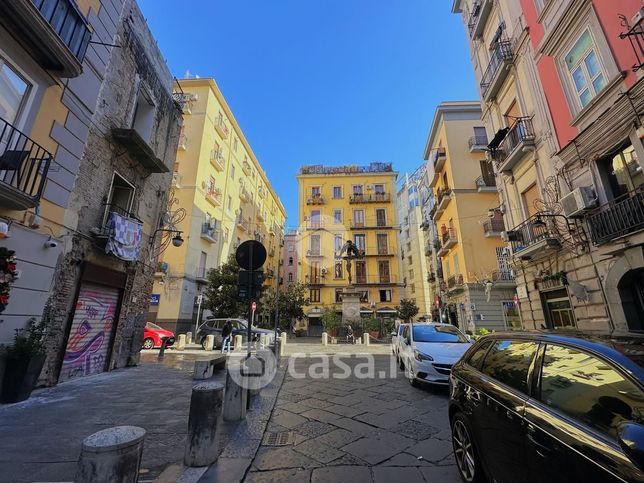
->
[[321, 310, 342, 337], [1, 318, 47, 403], [364, 317, 381, 340]]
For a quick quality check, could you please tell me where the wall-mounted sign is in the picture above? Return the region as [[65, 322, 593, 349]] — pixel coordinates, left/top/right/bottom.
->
[[150, 293, 160, 306]]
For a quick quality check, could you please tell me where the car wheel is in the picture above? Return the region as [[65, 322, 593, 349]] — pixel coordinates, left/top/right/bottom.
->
[[142, 338, 154, 350], [452, 413, 484, 483], [406, 361, 419, 387]]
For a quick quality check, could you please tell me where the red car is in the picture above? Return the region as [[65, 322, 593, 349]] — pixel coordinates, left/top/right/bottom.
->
[[142, 322, 175, 349]]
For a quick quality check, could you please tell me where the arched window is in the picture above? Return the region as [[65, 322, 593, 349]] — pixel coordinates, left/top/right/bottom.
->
[[288, 257, 293, 266], [288, 273, 293, 282], [618, 269, 644, 331]]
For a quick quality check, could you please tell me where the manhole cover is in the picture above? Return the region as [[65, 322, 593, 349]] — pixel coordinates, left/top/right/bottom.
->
[[264, 431, 295, 446]]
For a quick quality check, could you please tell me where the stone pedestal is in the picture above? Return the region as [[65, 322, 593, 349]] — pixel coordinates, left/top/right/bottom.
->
[[341, 289, 362, 325], [176, 334, 186, 351]]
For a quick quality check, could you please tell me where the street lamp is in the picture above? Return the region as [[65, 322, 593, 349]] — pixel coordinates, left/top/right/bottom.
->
[[150, 228, 184, 248], [172, 233, 184, 247]]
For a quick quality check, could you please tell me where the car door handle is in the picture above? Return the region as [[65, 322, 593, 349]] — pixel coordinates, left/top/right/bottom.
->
[[467, 390, 482, 404], [526, 426, 551, 458]]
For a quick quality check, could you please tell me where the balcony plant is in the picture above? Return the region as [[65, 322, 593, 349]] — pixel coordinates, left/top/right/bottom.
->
[[0, 247, 17, 314], [0, 317, 47, 403]]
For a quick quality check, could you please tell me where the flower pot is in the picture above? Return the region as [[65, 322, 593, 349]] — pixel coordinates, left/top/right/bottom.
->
[[369, 331, 380, 340], [0, 353, 45, 403]]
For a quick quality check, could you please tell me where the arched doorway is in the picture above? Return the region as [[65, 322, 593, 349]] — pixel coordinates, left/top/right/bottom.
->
[[618, 269, 644, 332]]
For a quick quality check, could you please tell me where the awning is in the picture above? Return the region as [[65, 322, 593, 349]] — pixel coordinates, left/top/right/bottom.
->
[[487, 127, 509, 150], [377, 307, 397, 314], [360, 309, 373, 314]]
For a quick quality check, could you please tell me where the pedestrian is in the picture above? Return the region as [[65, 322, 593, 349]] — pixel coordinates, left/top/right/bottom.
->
[[346, 324, 354, 344], [221, 320, 232, 353]]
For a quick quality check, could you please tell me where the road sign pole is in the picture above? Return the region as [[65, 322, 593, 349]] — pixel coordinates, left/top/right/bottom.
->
[[247, 242, 254, 358], [194, 294, 203, 340]]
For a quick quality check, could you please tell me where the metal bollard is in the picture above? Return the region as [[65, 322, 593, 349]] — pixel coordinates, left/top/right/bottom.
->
[[184, 382, 224, 467], [176, 334, 186, 351], [223, 368, 247, 421], [321, 332, 328, 346], [158, 337, 169, 358], [75, 426, 145, 483], [203, 335, 214, 351]]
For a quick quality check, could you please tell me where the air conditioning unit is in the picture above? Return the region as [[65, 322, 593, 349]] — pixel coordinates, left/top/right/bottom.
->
[[560, 186, 597, 218], [501, 230, 521, 242]]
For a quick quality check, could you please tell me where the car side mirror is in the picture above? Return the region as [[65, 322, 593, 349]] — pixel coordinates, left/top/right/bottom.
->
[[618, 423, 644, 470]]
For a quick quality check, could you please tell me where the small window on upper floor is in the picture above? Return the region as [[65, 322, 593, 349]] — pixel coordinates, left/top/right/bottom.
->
[[0, 57, 30, 126], [132, 85, 155, 142], [333, 186, 342, 198]]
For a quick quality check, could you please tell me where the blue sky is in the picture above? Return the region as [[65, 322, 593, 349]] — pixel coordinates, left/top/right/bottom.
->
[[138, 0, 478, 227]]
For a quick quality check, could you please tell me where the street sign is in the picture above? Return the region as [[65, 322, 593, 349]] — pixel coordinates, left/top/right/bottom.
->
[[251, 301, 257, 312], [236, 240, 267, 271], [150, 294, 160, 305], [196, 294, 204, 304]]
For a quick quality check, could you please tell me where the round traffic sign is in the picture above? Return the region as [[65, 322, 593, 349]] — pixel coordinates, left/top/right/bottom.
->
[[251, 301, 257, 311], [236, 240, 267, 271]]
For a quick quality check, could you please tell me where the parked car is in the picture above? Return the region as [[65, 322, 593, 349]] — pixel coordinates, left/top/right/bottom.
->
[[142, 322, 175, 349], [197, 318, 275, 349], [391, 323, 408, 361], [449, 332, 644, 483], [399, 323, 471, 386]]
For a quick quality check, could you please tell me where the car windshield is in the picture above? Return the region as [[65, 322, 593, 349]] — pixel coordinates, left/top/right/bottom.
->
[[147, 322, 162, 330], [412, 325, 468, 343]]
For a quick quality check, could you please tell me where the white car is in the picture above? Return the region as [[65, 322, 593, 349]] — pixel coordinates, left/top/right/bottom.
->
[[399, 323, 472, 386], [391, 323, 408, 361]]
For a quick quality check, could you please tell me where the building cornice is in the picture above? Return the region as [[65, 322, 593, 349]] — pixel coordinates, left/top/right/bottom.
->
[[423, 101, 483, 159]]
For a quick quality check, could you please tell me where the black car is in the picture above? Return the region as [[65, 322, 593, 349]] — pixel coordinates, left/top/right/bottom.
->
[[448, 332, 644, 483], [196, 318, 275, 349]]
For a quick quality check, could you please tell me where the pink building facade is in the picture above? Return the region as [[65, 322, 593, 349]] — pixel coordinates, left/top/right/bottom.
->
[[281, 231, 299, 290]]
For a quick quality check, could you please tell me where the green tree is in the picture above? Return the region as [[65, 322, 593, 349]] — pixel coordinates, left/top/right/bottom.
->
[[321, 309, 342, 335], [203, 255, 249, 318], [259, 282, 310, 331], [396, 298, 419, 322]]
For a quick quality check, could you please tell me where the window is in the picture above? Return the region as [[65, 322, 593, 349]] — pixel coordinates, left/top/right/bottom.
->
[[310, 210, 321, 228], [354, 234, 365, 251], [522, 183, 540, 219], [540, 344, 643, 442], [288, 257, 293, 266], [377, 234, 388, 255], [502, 301, 522, 329], [473, 126, 487, 144], [376, 209, 387, 227], [480, 340, 538, 394], [379, 289, 392, 302], [0, 57, 30, 125], [309, 234, 321, 256], [198, 251, 207, 278], [334, 235, 343, 253], [103, 172, 135, 227], [353, 185, 363, 195], [310, 289, 320, 303], [564, 30, 607, 108], [598, 144, 644, 199], [542, 289, 576, 329], [233, 137, 238, 151], [288, 273, 293, 282], [333, 209, 342, 224], [378, 260, 391, 283], [353, 209, 365, 227], [374, 184, 385, 194], [355, 261, 367, 283], [310, 262, 320, 283], [334, 261, 343, 279], [333, 186, 342, 198], [132, 85, 155, 142], [311, 186, 321, 197], [467, 340, 493, 369], [360, 290, 369, 303], [335, 289, 343, 303]]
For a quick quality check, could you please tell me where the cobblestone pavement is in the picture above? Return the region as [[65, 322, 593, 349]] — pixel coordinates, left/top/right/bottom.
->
[[0, 352, 235, 483], [242, 354, 460, 483]]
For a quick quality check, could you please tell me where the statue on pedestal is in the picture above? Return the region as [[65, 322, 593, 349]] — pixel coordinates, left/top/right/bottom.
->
[[337, 240, 364, 286]]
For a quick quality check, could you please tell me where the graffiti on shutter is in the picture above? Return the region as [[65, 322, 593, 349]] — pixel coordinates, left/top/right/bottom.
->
[[59, 283, 119, 382]]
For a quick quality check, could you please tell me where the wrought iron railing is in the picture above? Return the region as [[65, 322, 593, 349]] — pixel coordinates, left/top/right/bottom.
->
[[300, 162, 393, 175], [447, 274, 464, 289], [441, 227, 457, 245], [437, 186, 452, 205], [587, 186, 644, 244], [0, 116, 53, 206], [483, 216, 505, 234], [32, 0, 92, 62], [507, 214, 558, 253], [349, 193, 391, 203], [480, 40, 513, 98], [491, 117, 535, 166], [492, 269, 515, 282], [98, 203, 141, 235]]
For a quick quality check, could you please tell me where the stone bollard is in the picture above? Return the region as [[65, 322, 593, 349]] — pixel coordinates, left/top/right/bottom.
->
[[322, 332, 328, 346], [184, 381, 224, 467], [233, 335, 243, 351], [186, 332, 193, 345], [75, 426, 145, 483], [203, 335, 214, 351], [363, 333, 370, 346], [259, 334, 267, 349], [223, 368, 247, 421], [176, 334, 186, 351], [279, 332, 287, 347]]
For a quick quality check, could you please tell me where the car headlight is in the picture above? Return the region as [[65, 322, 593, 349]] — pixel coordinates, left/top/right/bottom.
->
[[414, 350, 433, 362]]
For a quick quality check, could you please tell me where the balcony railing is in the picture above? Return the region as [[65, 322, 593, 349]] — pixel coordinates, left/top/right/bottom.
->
[[351, 275, 399, 285], [350, 220, 392, 229], [173, 92, 195, 114], [205, 187, 222, 206], [236, 215, 249, 231], [507, 214, 562, 260], [483, 216, 505, 236], [467, 0, 492, 39], [307, 194, 325, 205], [305, 220, 324, 230], [480, 40, 513, 101], [210, 149, 225, 171], [305, 274, 324, 285], [0, 116, 53, 210], [242, 160, 252, 175], [214, 117, 229, 138], [429, 147, 447, 173], [437, 228, 457, 257], [492, 269, 515, 283], [200, 223, 218, 243], [447, 274, 464, 290], [469, 135, 489, 152], [349, 193, 391, 203], [492, 117, 536, 172], [437, 186, 452, 209], [239, 185, 251, 202], [587, 186, 644, 244]]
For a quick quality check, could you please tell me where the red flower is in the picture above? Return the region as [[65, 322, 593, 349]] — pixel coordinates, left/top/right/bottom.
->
[[6, 263, 16, 272]]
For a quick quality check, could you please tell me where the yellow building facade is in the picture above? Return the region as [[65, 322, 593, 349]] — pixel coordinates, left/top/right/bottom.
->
[[296, 163, 401, 336], [424, 102, 518, 332], [150, 78, 286, 333]]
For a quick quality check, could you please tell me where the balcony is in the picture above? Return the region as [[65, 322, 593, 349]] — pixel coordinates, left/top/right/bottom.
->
[[172, 92, 196, 114], [0, 116, 53, 210], [306, 249, 323, 258], [196, 267, 208, 284], [436, 187, 452, 211], [467, 0, 493, 39], [436, 228, 457, 257], [365, 245, 396, 257], [353, 275, 399, 286], [236, 215, 249, 231], [112, 128, 169, 173], [214, 117, 229, 138], [469, 135, 489, 152], [210, 149, 225, 171], [507, 214, 562, 261], [476, 174, 496, 192], [350, 220, 393, 229], [92, 203, 142, 238], [349, 193, 391, 203], [306, 194, 325, 205], [492, 118, 536, 173], [482, 215, 505, 237], [200, 223, 218, 243], [239, 184, 251, 202], [491, 269, 515, 286], [205, 187, 222, 207], [480, 40, 513, 102], [305, 274, 324, 285], [0, 0, 92, 78], [177, 133, 188, 150], [587, 186, 644, 244], [447, 274, 465, 291], [305, 220, 324, 230], [429, 147, 447, 173]]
